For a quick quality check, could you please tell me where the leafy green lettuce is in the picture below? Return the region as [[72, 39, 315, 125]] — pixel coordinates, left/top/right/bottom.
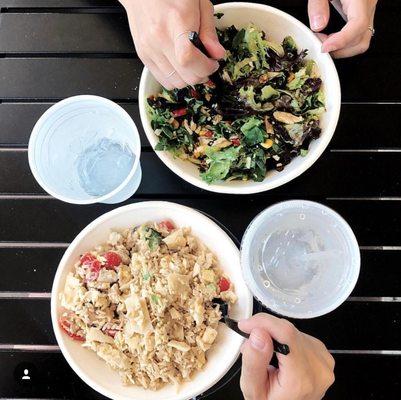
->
[[241, 117, 266, 146], [201, 146, 241, 183]]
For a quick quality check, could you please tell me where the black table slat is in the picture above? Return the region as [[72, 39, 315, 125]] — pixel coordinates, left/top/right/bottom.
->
[[0, 0, 308, 9], [334, 104, 401, 149], [0, 13, 134, 54], [327, 354, 401, 400], [0, 351, 110, 400], [0, 300, 54, 345], [0, 56, 401, 102], [0, 0, 119, 7], [0, 199, 400, 246], [0, 2, 397, 57], [0, 247, 65, 292], [0, 299, 399, 350], [0, 58, 142, 100], [354, 250, 401, 297], [2, 103, 401, 150], [2, 150, 401, 197], [0, 351, 399, 400], [1, 247, 401, 297]]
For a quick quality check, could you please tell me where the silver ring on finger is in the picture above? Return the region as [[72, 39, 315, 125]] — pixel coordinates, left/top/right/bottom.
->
[[166, 70, 176, 79], [368, 26, 375, 37]]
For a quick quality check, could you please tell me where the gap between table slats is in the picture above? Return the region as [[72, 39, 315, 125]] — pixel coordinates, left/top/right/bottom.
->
[[1, 344, 400, 355], [0, 292, 400, 302]]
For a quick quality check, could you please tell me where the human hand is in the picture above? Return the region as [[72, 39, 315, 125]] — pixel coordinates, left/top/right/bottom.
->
[[308, 0, 378, 58], [239, 313, 335, 400], [119, 0, 225, 89]]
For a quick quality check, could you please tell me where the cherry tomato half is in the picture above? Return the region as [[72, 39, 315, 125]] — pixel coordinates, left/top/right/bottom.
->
[[172, 108, 187, 118], [59, 316, 85, 341], [159, 220, 175, 232], [104, 252, 122, 270], [219, 277, 231, 292]]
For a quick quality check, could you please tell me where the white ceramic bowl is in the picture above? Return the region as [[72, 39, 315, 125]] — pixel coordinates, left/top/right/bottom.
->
[[139, 2, 341, 194], [51, 201, 253, 400]]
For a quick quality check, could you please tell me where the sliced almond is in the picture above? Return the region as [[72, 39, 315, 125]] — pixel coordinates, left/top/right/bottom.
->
[[261, 139, 273, 149], [199, 136, 211, 146], [264, 116, 274, 134], [267, 71, 282, 80], [259, 74, 269, 84], [212, 114, 223, 125], [222, 69, 233, 85], [190, 120, 197, 131], [287, 72, 295, 83], [212, 137, 231, 150], [200, 106, 210, 116], [171, 119, 179, 129], [193, 145, 207, 158], [183, 119, 193, 134], [273, 111, 303, 124]]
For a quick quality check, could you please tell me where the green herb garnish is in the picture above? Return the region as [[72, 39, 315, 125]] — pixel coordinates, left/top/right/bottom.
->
[[144, 227, 162, 251]]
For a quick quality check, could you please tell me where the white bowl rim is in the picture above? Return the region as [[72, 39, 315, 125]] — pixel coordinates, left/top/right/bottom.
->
[[28, 94, 142, 205], [51, 201, 254, 400], [139, 2, 341, 194], [240, 199, 361, 319]]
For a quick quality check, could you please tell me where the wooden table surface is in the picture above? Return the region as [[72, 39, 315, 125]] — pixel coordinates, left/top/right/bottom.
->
[[0, 0, 400, 399]]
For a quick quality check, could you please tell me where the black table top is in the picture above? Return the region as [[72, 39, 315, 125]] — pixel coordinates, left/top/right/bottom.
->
[[0, 1, 400, 399]]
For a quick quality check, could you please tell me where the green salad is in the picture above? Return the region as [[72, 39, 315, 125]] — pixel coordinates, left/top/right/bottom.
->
[[147, 23, 325, 184]]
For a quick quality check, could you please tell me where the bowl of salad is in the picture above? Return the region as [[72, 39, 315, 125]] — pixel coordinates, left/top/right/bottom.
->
[[139, 2, 341, 194], [51, 201, 253, 400]]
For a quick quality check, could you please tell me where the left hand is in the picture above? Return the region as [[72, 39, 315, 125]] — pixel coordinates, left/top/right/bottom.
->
[[308, 0, 378, 58]]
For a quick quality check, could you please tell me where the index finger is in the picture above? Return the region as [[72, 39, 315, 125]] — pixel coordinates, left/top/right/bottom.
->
[[174, 31, 220, 78], [239, 313, 298, 346]]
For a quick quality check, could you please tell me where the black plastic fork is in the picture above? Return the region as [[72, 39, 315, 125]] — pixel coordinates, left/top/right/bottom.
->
[[212, 298, 290, 356]]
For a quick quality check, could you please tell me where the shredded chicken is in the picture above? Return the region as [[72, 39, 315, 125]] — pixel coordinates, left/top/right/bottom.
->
[[59, 221, 236, 390]]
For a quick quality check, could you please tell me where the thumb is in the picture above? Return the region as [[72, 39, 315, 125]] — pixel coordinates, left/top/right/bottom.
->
[[240, 328, 273, 400], [308, 0, 330, 32], [199, 0, 226, 59]]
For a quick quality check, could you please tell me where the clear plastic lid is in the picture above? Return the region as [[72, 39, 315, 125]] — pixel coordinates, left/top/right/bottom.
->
[[240, 200, 360, 319]]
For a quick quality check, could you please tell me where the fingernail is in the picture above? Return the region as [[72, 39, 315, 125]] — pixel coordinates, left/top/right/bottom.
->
[[311, 15, 325, 31], [250, 331, 266, 351]]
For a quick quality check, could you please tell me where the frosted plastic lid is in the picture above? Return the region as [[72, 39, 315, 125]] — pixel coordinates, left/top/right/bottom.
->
[[240, 200, 360, 319]]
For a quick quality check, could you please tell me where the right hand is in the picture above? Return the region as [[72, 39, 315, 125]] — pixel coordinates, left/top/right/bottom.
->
[[120, 0, 226, 89], [239, 313, 335, 400]]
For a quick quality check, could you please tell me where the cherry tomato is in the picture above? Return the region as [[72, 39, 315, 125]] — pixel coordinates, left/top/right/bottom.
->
[[189, 88, 200, 99], [104, 252, 122, 270], [85, 260, 102, 281], [59, 316, 85, 341], [172, 108, 187, 118], [159, 220, 175, 232], [204, 130, 214, 138], [80, 253, 96, 265], [231, 138, 241, 146], [219, 277, 231, 292]]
